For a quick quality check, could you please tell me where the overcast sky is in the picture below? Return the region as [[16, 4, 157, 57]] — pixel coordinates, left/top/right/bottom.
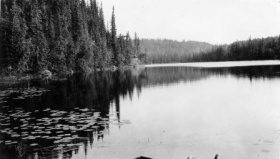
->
[[101, 0, 280, 44]]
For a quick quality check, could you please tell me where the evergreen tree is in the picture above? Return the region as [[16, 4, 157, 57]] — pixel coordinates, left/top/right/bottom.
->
[[124, 32, 133, 65], [99, 4, 110, 68], [28, 0, 49, 71], [11, 3, 29, 72], [71, 0, 83, 43], [133, 32, 140, 57], [110, 7, 118, 66], [117, 34, 126, 66], [0, 0, 141, 75]]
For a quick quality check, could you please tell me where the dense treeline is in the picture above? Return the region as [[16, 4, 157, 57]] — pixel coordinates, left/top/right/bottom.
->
[[140, 39, 213, 64], [141, 36, 280, 64], [192, 36, 280, 62], [0, 0, 141, 75]]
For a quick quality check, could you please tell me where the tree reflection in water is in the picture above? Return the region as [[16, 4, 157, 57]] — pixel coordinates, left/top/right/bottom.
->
[[0, 65, 279, 158]]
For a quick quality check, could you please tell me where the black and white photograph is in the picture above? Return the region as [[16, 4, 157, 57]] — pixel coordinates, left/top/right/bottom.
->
[[1, 0, 280, 159]]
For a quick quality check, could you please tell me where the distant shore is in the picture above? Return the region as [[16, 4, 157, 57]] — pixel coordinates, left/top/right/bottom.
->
[[145, 60, 280, 68], [1, 60, 279, 86]]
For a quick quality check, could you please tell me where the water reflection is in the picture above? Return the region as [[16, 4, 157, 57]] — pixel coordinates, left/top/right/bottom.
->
[[0, 70, 142, 159], [203, 65, 280, 80], [141, 67, 210, 87], [141, 65, 280, 87], [0, 65, 280, 159]]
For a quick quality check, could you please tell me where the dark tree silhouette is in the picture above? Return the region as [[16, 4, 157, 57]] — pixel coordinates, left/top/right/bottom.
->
[[0, 0, 141, 75]]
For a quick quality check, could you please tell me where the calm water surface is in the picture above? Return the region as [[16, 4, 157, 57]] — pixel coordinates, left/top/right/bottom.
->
[[1, 65, 280, 159]]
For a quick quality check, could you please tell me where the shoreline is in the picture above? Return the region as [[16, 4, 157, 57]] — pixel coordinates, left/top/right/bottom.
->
[[144, 60, 280, 68], [1, 60, 279, 86], [0, 65, 146, 86]]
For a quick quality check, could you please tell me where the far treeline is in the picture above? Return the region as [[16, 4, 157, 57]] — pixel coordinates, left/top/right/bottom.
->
[[0, 0, 143, 75], [192, 36, 280, 62], [141, 36, 280, 64], [140, 39, 213, 64]]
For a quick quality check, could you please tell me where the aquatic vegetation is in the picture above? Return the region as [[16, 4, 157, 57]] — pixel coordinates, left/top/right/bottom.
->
[[0, 87, 50, 104], [0, 88, 131, 158]]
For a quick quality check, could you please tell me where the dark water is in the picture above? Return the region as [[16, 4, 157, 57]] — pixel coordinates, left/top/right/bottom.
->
[[0, 65, 280, 159]]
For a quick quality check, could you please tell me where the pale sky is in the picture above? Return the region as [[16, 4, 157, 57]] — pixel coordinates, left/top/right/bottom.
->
[[101, 0, 280, 44]]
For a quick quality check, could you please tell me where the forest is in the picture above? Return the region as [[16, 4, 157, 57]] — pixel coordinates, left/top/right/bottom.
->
[[141, 36, 280, 64], [1, 0, 280, 76], [192, 36, 280, 62], [140, 39, 213, 64], [0, 0, 142, 76]]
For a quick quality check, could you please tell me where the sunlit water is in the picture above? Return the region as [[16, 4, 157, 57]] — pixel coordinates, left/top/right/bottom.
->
[[1, 63, 280, 159]]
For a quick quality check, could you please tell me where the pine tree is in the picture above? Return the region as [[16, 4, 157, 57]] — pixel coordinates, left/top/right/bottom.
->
[[99, 4, 110, 68], [11, 3, 29, 72], [8, 2, 21, 68], [0, 0, 140, 75], [133, 32, 140, 58], [117, 34, 125, 66], [91, 0, 102, 69], [124, 32, 133, 65], [71, 0, 83, 43], [29, 0, 49, 71], [110, 7, 119, 66], [63, 1, 75, 71], [0, 1, 12, 71]]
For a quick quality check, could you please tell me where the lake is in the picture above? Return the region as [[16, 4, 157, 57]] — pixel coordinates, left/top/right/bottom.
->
[[1, 62, 280, 159]]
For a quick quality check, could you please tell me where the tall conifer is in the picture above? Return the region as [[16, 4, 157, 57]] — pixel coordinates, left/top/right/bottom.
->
[[110, 7, 119, 66]]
